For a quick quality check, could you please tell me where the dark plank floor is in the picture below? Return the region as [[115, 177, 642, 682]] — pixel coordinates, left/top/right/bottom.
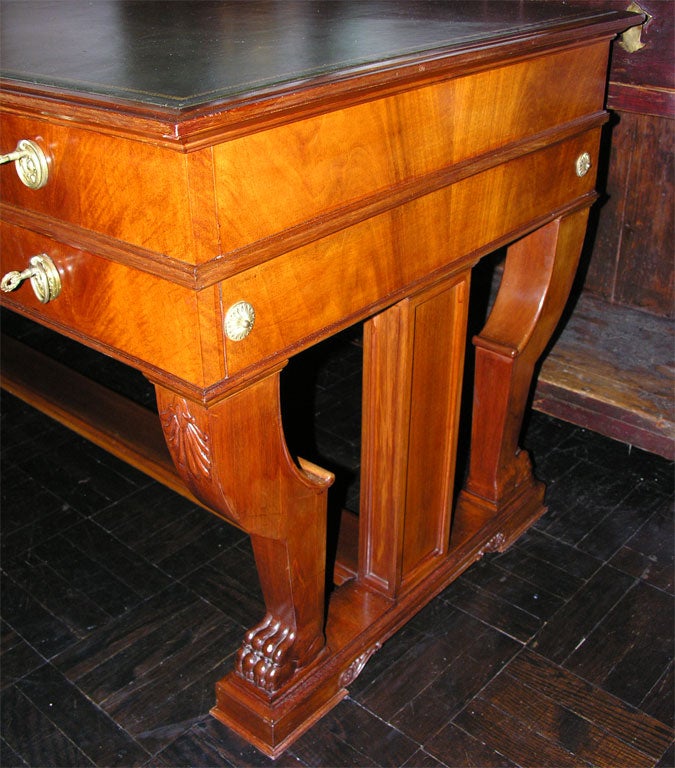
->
[[1, 315, 673, 768]]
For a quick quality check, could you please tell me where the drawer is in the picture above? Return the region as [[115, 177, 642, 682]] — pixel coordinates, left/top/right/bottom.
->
[[219, 129, 602, 376], [0, 116, 220, 264], [0, 222, 224, 387], [212, 43, 609, 254]]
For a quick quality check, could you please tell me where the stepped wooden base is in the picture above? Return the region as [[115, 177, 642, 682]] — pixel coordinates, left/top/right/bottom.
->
[[0, 4, 646, 759], [1, 334, 545, 758], [452, 476, 547, 553], [211, 662, 347, 759], [211, 485, 547, 758]]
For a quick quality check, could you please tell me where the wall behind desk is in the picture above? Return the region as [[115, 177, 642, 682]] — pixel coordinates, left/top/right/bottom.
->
[[577, 0, 673, 318]]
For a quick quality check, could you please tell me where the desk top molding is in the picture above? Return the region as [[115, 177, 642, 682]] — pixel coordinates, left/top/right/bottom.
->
[[0, 1, 641, 148]]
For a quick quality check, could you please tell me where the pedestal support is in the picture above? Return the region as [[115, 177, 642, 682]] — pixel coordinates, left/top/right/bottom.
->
[[455, 209, 590, 540], [153, 210, 591, 756], [155, 370, 334, 695]]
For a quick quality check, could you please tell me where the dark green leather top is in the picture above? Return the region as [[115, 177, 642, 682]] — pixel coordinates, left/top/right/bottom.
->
[[0, 1, 633, 110]]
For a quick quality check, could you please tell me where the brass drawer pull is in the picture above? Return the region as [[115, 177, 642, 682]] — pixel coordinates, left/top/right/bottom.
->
[[1, 253, 62, 303], [225, 300, 256, 341], [0, 139, 50, 189], [575, 152, 592, 178]]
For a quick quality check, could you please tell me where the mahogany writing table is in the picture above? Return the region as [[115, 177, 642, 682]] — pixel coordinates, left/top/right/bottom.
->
[[0, 1, 641, 756]]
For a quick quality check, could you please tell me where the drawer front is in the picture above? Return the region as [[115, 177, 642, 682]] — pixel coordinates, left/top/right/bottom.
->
[[219, 129, 602, 376], [0, 116, 219, 264], [212, 43, 609, 255], [0, 222, 224, 386]]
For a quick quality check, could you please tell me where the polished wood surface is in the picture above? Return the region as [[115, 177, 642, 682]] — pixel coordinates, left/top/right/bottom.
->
[[2, 338, 672, 767], [0, 1, 642, 757], [534, 292, 675, 458]]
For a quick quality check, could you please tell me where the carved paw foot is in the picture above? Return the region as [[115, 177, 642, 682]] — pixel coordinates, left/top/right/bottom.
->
[[235, 614, 299, 693]]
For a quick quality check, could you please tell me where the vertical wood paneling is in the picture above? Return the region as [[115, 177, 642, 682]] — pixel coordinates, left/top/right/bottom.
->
[[584, 111, 673, 317], [613, 112, 674, 313]]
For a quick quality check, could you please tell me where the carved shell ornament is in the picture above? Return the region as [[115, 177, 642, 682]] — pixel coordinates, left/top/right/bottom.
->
[[339, 643, 382, 687], [160, 399, 212, 480]]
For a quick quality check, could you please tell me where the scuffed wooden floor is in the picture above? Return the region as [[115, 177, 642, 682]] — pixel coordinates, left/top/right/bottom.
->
[[1, 313, 673, 767]]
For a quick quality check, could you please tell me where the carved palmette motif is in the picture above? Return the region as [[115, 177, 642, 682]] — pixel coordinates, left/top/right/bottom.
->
[[479, 531, 507, 556], [339, 643, 382, 687], [160, 398, 212, 481]]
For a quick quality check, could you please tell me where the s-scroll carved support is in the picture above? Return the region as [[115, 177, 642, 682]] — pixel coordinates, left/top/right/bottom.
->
[[456, 209, 590, 531], [155, 369, 333, 695]]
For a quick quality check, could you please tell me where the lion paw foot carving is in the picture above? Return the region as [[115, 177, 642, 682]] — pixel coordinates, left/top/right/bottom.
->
[[236, 614, 297, 693]]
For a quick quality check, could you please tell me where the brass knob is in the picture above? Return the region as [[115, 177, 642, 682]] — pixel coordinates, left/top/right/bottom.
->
[[1, 254, 62, 303], [225, 301, 255, 341], [0, 139, 50, 189], [575, 152, 592, 178]]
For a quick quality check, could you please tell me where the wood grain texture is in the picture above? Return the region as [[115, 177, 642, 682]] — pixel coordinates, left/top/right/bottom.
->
[[359, 276, 468, 597], [535, 292, 674, 458], [220, 131, 601, 381], [0, 222, 219, 387], [585, 111, 673, 316], [212, 45, 608, 253], [504, 651, 673, 761], [612, 112, 674, 313], [481, 669, 656, 768], [456, 211, 589, 534], [0, 335, 199, 505], [0, 2, 641, 145], [0, 114, 211, 261], [602, 0, 674, 117], [0, 2, 645, 757], [529, 0, 674, 458]]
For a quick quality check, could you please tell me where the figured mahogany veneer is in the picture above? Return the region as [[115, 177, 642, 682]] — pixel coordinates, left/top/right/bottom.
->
[[0, 1, 642, 757]]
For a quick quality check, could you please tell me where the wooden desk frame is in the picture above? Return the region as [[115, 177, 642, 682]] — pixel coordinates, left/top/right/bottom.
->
[[0, 206, 591, 756], [0, 4, 641, 757]]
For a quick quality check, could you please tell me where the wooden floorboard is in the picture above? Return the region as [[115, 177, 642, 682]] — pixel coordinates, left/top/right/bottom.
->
[[479, 668, 657, 768], [1, 313, 673, 767], [505, 652, 673, 761]]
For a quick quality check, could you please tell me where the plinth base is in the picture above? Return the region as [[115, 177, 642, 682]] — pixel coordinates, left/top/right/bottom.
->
[[211, 671, 348, 759], [210, 482, 548, 758]]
